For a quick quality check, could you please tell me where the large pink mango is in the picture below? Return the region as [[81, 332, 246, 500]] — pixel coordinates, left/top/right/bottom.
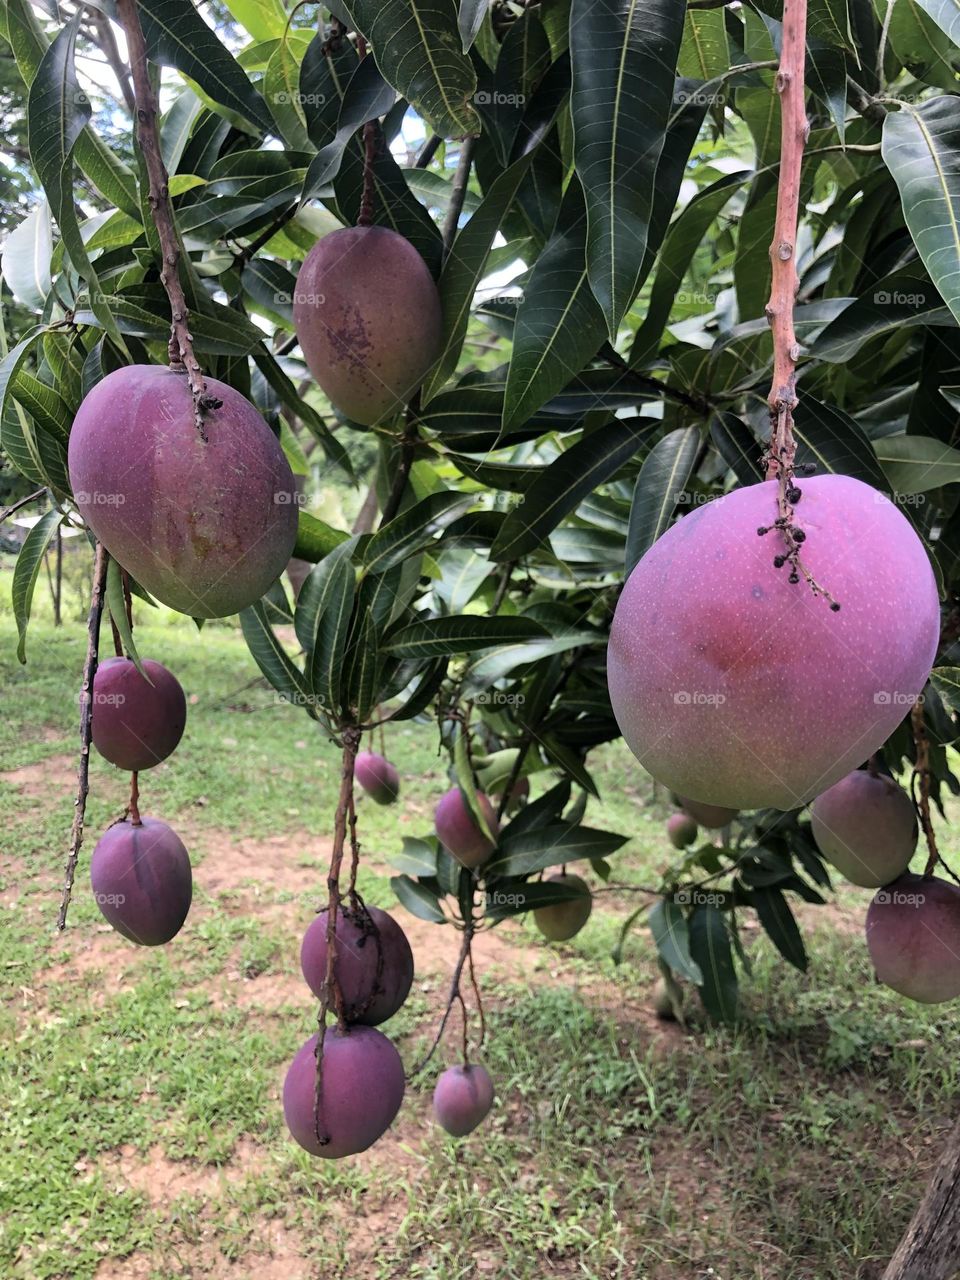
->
[[434, 787, 500, 870], [608, 477, 939, 811], [283, 1027, 405, 1158], [293, 226, 442, 426], [68, 365, 298, 618], [433, 1064, 495, 1137]]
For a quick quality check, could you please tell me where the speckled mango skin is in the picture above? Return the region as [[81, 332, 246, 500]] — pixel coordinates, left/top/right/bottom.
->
[[866, 873, 960, 1003], [300, 905, 414, 1025], [92, 657, 186, 772], [434, 787, 500, 869], [811, 769, 917, 888], [355, 751, 400, 805], [293, 226, 442, 426], [90, 817, 192, 946], [433, 1064, 495, 1137], [608, 476, 939, 811], [68, 365, 298, 618], [283, 1028, 405, 1158]]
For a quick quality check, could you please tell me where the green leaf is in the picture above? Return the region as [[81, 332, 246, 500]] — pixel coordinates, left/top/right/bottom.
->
[[678, 7, 729, 80], [487, 825, 627, 877], [391, 874, 447, 922], [453, 723, 497, 844], [292, 511, 350, 563], [388, 837, 440, 876], [12, 508, 62, 663], [875, 434, 960, 492], [502, 184, 608, 434], [913, 0, 960, 46], [301, 56, 397, 200], [883, 97, 960, 328], [104, 556, 147, 679], [295, 541, 357, 716], [491, 417, 656, 560], [630, 171, 747, 366], [138, 0, 273, 135], [27, 15, 123, 350], [709, 411, 764, 485], [265, 38, 312, 150], [689, 903, 738, 1023], [812, 270, 952, 362], [239, 600, 314, 713], [485, 876, 591, 921], [1, 201, 52, 309], [625, 426, 700, 574], [648, 897, 703, 984], [383, 615, 548, 658], [420, 154, 533, 404], [361, 492, 473, 577], [459, 0, 490, 51], [793, 393, 892, 491], [931, 666, 960, 713], [11, 370, 70, 444], [223, 0, 288, 40], [6, 0, 139, 217], [341, 0, 481, 136], [570, 0, 686, 337], [464, 632, 599, 688], [751, 887, 807, 971]]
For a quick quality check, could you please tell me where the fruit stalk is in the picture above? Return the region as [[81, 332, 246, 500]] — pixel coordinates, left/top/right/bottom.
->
[[313, 726, 361, 1143], [910, 700, 941, 876], [764, 0, 807, 480], [58, 542, 108, 930], [115, 0, 216, 438]]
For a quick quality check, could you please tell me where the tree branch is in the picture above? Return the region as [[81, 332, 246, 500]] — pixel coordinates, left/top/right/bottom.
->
[[115, 0, 219, 437], [58, 542, 108, 930]]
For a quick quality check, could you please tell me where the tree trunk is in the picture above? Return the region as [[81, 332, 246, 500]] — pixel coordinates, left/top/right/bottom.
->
[[883, 1118, 960, 1280]]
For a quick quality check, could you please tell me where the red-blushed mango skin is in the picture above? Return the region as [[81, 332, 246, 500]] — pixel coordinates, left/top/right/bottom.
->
[[300, 905, 414, 1025], [293, 226, 442, 426], [68, 365, 298, 618], [533, 873, 593, 941], [433, 1064, 495, 1137], [92, 657, 186, 772], [866, 873, 960, 1003], [667, 813, 698, 849], [355, 751, 400, 805], [677, 796, 739, 829], [608, 477, 939, 811], [435, 787, 500, 869], [283, 1028, 405, 1158], [90, 816, 192, 946], [810, 769, 917, 888]]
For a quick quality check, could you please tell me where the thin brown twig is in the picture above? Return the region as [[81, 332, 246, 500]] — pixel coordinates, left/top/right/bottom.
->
[[58, 543, 108, 930], [313, 727, 361, 1144], [911, 700, 940, 877], [115, 0, 219, 438], [441, 136, 477, 259], [0, 487, 46, 526], [128, 772, 141, 826], [411, 924, 473, 1075]]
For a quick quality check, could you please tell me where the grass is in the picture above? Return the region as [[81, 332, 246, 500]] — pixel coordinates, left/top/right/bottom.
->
[[3, 560, 960, 1278]]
